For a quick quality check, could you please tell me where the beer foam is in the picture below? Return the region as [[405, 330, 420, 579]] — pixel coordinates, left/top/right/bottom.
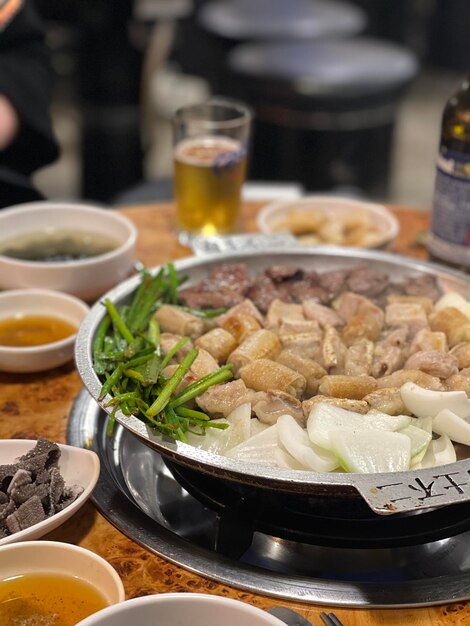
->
[[175, 136, 242, 167]]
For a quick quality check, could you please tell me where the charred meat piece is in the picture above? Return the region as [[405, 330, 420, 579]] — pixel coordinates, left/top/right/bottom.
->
[[346, 265, 389, 297], [179, 263, 252, 309], [403, 274, 440, 301], [245, 273, 286, 313], [264, 265, 304, 282], [0, 439, 83, 539], [318, 270, 348, 300]]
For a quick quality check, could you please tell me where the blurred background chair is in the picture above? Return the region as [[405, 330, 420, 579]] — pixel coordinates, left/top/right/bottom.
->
[[31, 0, 470, 208]]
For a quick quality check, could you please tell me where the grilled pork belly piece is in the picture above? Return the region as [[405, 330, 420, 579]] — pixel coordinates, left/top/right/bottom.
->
[[302, 395, 369, 417], [450, 342, 470, 369], [430, 307, 470, 347], [215, 299, 264, 326], [276, 350, 327, 395], [228, 329, 281, 373], [318, 374, 377, 400], [445, 373, 470, 396], [195, 328, 238, 364], [385, 302, 429, 339], [363, 387, 410, 415], [266, 299, 304, 329], [252, 390, 305, 426], [404, 350, 459, 379], [196, 379, 255, 417], [376, 368, 443, 390], [344, 338, 374, 376], [303, 300, 344, 328], [239, 358, 307, 398], [409, 329, 448, 354], [155, 305, 205, 339], [160, 333, 193, 361], [322, 325, 346, 372], [222, 314, 262, 343]]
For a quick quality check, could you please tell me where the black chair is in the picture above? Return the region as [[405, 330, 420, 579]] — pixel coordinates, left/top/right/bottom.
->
[[226, 37, 418, 198]]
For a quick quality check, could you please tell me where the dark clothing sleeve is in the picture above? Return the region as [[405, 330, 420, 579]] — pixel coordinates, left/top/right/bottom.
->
[[0, 0, 58, 177]]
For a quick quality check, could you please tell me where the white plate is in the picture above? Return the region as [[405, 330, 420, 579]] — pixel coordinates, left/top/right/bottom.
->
[[0, 439, 100, 545]]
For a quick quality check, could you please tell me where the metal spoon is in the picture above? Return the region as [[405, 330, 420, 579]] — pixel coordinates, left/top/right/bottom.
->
[[268, 606, 314, 626]]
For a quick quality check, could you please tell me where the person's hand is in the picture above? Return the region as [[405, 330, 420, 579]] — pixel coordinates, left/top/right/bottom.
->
[[0, 95, 19, 150]]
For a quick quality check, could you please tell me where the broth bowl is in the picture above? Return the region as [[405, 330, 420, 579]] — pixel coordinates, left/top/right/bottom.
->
[[0, 541, 125, 623], [0, 202, 137, 302]]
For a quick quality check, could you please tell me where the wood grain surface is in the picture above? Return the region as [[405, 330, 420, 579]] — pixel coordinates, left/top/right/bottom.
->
[[0, 202, 467, 626]]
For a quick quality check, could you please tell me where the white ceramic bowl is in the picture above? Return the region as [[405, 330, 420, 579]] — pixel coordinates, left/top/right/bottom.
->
[[0, 288, 89, 372], [76, 593, 286, 626], [0, 540, 125, 608], [257, 195, 399, 249], [0, 202, 137, 301], [0, 440, 100, 545]]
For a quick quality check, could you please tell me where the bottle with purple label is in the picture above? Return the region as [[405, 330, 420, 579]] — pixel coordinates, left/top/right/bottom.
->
[[428, 74, 470, 270]]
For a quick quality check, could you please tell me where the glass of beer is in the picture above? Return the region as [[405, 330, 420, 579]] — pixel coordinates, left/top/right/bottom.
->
[[172, 98, 252, 242]]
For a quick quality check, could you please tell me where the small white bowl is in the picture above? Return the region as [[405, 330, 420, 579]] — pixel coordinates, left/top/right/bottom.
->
[[0, 288, 89, 372], [0, 540, 125, 609], [0, 202, 137, 302], [257, 195, 399, 249], [0, 440, 100, 545], [75, 593, 286, 626]]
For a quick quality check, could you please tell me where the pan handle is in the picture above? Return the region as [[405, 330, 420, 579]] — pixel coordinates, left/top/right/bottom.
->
[[355, 458, 470, 515], [189, 233, 298, 257]]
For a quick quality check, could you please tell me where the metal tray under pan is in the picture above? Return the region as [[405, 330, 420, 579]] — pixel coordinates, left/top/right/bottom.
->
[[75, 248, 470, 515], [67, 389, 470, 608]]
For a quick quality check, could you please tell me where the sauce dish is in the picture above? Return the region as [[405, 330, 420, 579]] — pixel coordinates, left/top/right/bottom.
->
[[0, 288, 89, 372]]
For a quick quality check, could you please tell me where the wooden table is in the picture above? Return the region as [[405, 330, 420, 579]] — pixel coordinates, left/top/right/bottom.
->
[[0, 202, 467, 626]]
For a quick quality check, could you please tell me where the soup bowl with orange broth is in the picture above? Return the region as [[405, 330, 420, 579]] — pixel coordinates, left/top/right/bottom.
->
[[0, 288, 89, 373], [0, 541, 125, 626]]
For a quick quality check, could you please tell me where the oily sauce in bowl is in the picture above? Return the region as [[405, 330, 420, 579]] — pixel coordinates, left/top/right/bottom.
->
[[0, 573, 108, 625], [0, 315, 77, 347]]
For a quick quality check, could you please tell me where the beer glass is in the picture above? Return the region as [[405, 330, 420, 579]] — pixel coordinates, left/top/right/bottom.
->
[[172, 98, 252, 241]]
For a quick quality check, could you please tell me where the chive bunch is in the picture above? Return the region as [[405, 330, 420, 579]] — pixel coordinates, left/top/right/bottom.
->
[[92, 264, 232, 441]]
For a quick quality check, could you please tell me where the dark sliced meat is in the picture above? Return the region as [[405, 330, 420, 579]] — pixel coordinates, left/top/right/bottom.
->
[[288, 280, 330, 304], [318, 270, 348, 300], [179, 263, 253, 309], [245, 274, 283, 313], [346, 265, 389, 297], [403, 274, 440, 302], [265, 265, 304, 282]]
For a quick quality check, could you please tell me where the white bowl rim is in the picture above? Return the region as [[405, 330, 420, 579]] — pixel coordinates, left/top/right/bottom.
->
[[0, 288, 89, 355], [0, 202, 138, 269], [0, 441, 101, 547], [74, 592, 285, 626], [0, 539, 125, 601], [256, 194, 400, 243]]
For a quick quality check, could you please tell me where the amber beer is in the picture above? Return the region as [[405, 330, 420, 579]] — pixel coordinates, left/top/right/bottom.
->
[[174, 135, 247, 236]]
